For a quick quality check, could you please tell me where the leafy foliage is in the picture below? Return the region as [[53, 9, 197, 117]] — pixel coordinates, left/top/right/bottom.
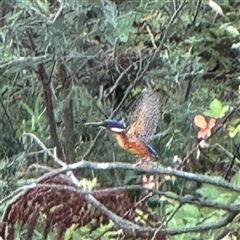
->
[[0, 0, 240, 239], [204, 98, 229, 118], [228, 118, 240, 138]]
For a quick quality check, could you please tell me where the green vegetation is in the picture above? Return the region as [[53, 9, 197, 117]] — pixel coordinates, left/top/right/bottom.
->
[[0, 0, 240, 239]]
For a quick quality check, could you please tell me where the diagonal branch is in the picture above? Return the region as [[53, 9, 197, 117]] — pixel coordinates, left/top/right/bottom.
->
[[37, 63, 64, 160]]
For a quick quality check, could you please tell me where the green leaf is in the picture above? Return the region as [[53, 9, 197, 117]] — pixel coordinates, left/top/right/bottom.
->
[[169, 204, 200, 227], [115, 11, 137, 43], [37, 0, 49, 13], [228, 125, 240, 138], [231, 170, 240, 188], [204, 98, 229, 118], [197, 183, 232, 203], [221, 105, 229, 114], [79, 178, 98, 191], [118, 32, 129, 43], [197, 184, 222, 200], [210, 98, 222, 111], [200, 207, 215, 218]]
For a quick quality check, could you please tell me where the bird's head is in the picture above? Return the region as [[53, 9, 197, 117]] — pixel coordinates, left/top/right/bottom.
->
[[101, 120, 125, 133]]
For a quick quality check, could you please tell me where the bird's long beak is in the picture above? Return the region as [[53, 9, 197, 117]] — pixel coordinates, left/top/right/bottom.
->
[[84, 121, 106, 128]]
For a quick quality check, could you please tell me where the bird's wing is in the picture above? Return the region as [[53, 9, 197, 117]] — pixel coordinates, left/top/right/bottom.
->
[[127, 89, 160, 142]]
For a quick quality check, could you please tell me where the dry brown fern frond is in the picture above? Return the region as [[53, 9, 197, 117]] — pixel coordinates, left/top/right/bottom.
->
[[0, 175, 166, 240]]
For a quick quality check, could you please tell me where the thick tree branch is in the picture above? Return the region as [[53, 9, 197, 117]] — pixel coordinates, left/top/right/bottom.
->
[[38, 160, 240, 194], [24, 131, 240, 194], [37, 64, 64, 160]]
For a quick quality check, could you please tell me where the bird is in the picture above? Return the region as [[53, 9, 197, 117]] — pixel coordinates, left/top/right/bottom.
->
[[101, 89, 160, 163]]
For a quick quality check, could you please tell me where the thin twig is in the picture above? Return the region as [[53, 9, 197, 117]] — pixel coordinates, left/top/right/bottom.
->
[[192, 0, 201, 26]]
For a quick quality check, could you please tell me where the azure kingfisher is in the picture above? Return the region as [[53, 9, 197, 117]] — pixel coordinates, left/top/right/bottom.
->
[[100, 89, 160, 163]]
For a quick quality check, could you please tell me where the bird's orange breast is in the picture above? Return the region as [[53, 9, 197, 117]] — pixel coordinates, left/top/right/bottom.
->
[[115, 133, 153, 159]]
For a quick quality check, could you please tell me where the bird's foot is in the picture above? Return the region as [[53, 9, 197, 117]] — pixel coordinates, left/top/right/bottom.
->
[[132, 158, 144, 167], [133, 158, 153, 170]]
